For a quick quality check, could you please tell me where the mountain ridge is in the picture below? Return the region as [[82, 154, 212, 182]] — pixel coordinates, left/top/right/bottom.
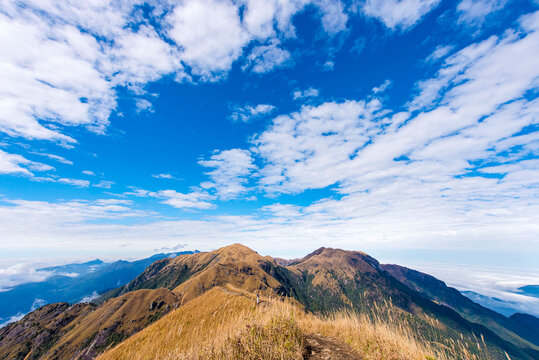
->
[[1, 244, 537, 360]]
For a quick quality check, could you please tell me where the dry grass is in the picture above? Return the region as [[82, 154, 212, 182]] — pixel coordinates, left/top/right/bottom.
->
[[167, 314, 305, 360], [297, 308, 493, 360], [99, 288, 496, 360]]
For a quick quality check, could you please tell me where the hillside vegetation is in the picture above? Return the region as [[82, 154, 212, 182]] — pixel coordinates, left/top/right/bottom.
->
[[99, 286, 497, 360]]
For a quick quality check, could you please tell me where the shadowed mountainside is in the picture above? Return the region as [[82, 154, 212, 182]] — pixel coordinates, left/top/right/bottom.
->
[[381, 264, 539, 348]]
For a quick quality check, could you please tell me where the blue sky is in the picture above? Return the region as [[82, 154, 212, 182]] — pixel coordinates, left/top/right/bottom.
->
[[0, 0, 538, 296]]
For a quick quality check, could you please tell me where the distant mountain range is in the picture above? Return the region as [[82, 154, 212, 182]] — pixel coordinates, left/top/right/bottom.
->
[[0, 245, 537, 359], [0, 251, 196, 327], [457, 284, 539, 318], [514, 285, 539, 298]]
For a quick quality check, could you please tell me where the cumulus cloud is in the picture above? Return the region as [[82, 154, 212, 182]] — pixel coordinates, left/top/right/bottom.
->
[[199, 149, 256, 200], [292, 87, 320, 100], [154, 243, 188, 252], [124, 187, 214, 209], [155, 189, 215, 210], [253, 99, 384, 193], [0, 263, 54, 291], [0, 0, 353, 151], [228, 104, 276, 122], [168, 0, 250, 79], [251, 10, 539, 201], [0, 149, 52, 175], [57, 178, 90, 188], [426, 45, 454, 62], [152, 173, 174, 179], [457, 0, 508, 26], [93, 180, 115, 189], [0, 198, 151, 255], [0, 3, 115, 143], [372, 79, 392, 93], [315, 0, 349, 34], [0, 0, 357, 189], [243, 39, 293, 74], [135, 99, 154, 113], [362, 0, 441, 30], [32, 153, 73, 165]]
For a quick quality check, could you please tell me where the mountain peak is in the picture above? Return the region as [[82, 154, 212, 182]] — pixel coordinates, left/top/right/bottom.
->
[[216, 243, 256, 253]]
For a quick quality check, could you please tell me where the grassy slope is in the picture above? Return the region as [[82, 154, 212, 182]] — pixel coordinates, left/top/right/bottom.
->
[[0, 303, 94, 360], [43, 288, 180, 359], [0, 288, 179, 360], [99, 286, 503, 360], [102, 245, 533, 359]]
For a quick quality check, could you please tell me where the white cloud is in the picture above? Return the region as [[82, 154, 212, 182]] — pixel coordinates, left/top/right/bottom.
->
[[244, 39, 293, 74], [93, 180, 115, 189], [0, 1, 182, 144], [229, 104, 276, 122], [135, 99, 154, 113], [315, 0, 349, 34], [0, 6, 113, 143], [199, 149, 256, 200], [0, 0, 352, 148], [0, 312, 26, 328], [252, 99, 384, 192], [58, 178, 90, 187], [372, 79, 392, 93], [0, 149, 52, 175], [152, 173, 174, 179], [0, 197, 151, 252], [154, 243, 188, 252], [242, 0, 280, 39], [241, 0, 308, 38], [79, 291, 99, 303], [362, 0, 441, 30], [33, 153, 73, 165], [124, 188, 152, 197], [82, 170, 95, 176], [457, 0, 508, 25], [155, 189, 215, 210], [292, 87, 320, 100], [168, 0, 251, 79], [0, 263, 54, 291], [426, 45, 454, 62], [109, 25, 181, 87]]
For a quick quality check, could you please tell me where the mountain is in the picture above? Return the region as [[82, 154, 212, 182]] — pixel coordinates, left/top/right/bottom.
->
[[39, 259, 107, 276], [514, 285, 539, 298], [100, 244, 294, 305], [0, 251, 195, 327], [0, 289, 179, 360], [510, 313, 539, 338], [0, 245, 537, 360], [381, 264, 539, 349], [460, 290, 524, 316]]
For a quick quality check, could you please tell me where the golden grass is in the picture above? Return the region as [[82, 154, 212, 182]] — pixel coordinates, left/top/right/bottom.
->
[[99, 287, 496, 360], [166, 314, 305, 360]]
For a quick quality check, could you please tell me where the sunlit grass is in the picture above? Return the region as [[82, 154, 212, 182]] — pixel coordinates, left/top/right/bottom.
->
[[99, 287, 498, 360]]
